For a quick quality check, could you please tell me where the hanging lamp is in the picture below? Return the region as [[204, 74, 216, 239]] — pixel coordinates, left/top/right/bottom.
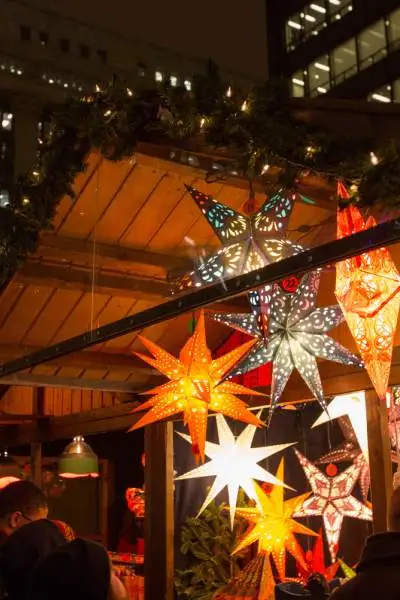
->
[[0, 450, 21, 479], [58, 436, 99, 479]]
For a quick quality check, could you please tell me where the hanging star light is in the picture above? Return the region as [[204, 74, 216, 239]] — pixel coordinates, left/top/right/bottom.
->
[[130, 311, 263, 462], [175, 186, 303, 292], [315, 413, 370, 501], [233, 459, 317, 581], [335, 193, 400, 400], [294, 450, 372, 562], [175, 413, 295, 527], [313, 393, 368, 462], [212, 270, 362, 420], [296, 531, 339, 583]]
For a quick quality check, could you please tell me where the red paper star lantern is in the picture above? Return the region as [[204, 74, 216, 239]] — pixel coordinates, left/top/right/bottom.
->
[[335, 184, 400, 399], [130, 311, 263, 462], [296, 531, 339, 583]]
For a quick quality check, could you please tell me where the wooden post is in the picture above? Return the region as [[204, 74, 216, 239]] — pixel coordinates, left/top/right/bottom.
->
[[366, 389, 392, 532], [30, 442, 42, 488], [31, 387, 44, 488], [144, 421, 174, 600]]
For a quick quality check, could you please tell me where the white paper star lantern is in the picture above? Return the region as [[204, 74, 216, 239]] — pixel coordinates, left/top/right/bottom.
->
[[175, 413, 295, 527]]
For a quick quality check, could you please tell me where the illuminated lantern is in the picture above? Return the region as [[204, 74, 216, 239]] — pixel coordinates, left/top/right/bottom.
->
[[335, 190, 400, 400], [294, 450, 372, 562], [233, 459, 317, 581], [297, 531, 339, 583], [130, 311, 263, 462], [175, 413, 295, 527]]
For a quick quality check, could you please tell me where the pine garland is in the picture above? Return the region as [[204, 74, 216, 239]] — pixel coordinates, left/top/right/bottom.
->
[[1, 60, 400, 289]]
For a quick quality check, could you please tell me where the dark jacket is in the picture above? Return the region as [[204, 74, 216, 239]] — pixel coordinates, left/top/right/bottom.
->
[[0, 519, 66, 600], [331, 532, 400, 600]]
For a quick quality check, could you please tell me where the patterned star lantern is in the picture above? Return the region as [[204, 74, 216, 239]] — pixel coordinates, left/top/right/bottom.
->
[[175, 413, 295, 527], [294, 450, 372, 562], [130, 311, 263, 462], [335, 191, 400, 400], [233, 459, 317, 581], [212, 270, 362, 422], [175, 186, 303, 292], [296, 531, 339, 583]]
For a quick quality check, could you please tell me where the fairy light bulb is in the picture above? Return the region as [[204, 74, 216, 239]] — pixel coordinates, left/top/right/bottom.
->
[[370, 152, 379, 165], [261, 163, 270, 174], [241, 100, 248, 112], [226, 86, 232, 98]]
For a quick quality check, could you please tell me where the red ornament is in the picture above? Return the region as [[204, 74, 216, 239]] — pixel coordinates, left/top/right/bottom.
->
[[261, 482, 273, 495], [325, 463, 338, 477], [281, 276, 300, 293]]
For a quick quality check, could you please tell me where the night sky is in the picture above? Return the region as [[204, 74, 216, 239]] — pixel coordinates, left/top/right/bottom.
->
[[31, 0, 268, 80]]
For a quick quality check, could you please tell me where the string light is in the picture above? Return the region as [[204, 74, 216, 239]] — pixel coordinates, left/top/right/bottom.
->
[[95, 84, 101, 92], [126, 88, 133, 97], [200, 117, 206, 129], [226, 86, 232, 98], [261, 163, 270, 174], [370, 151, 379, 165], [104, 109, 112, 117], [241, 100, 248, 112], [22, 196, 30, 205]]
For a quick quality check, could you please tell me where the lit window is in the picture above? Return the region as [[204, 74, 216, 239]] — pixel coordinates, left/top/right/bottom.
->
[[388, 7, 400, 45], [170, 75, 178, 87], [291, 71, 306, 97], [184, 79, 192, 91], [358, 20, 386, 67], [0, 190, 10, 208], [1, 113, 13, 130], [309, 55, 330, 96], [332, 38, 357, 81], [155, 70, 163, 82]]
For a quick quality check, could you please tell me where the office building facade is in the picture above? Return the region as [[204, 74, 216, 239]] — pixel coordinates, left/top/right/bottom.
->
[[266, 0, 400, 103]]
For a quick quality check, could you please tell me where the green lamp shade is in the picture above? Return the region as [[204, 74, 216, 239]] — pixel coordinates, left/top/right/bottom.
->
[[0, 450, 21, 479], [58, 436, 99, 479]]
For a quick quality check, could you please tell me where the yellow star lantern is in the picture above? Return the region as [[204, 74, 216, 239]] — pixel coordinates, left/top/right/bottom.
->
[[130, 311, 263, 462], [233, 459, 316, 581]]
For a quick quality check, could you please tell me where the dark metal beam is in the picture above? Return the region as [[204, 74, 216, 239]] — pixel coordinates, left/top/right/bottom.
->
[[1, 218, 399, 377]]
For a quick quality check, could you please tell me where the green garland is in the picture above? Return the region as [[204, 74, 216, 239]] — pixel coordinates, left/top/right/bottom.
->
[[1, 61, 400, 289]]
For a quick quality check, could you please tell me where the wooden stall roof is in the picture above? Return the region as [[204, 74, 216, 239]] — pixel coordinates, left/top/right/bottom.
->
[[0, 138, 400, 424]]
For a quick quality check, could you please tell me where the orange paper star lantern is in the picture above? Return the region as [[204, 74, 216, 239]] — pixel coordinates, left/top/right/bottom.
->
[[335, 185, 400, 399], [130, 311, 263, 462], [233, 459, 316, 581]]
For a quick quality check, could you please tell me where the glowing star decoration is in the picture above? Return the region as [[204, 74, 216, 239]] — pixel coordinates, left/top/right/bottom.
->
[[130, 311, 263, 462], [296, 531, 339, 583], [212, 270, 362, 420], [175, 413, 295, 527], [233, 459, 317, 581], [335, 198, 400, 400], [313, 393, 369, 463], [294, 450, 372, 562], [175, 186, 303, 292]]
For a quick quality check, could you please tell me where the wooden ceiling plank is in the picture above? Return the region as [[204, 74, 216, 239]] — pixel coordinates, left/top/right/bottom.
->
[[59, 159, 133, 238], [53, 153, 103, 232], [0, 285, 54, 344], [91, 297, 137, 352], [96, 163, 165, 244], [22, 289, 84, 347], [50, 292, 109, 345], [0, 282, 26, 331], [16, 263, 169, 300], [102, 299, 154, 350]]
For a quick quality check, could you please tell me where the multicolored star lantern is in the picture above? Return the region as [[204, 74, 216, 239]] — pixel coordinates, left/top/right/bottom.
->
[[233, 459, 317, 581], [212, 270, 362, 421], [130, 311, 263, 462], [296, 531, 339, 583], [294, 450, 372, 562], [175, 186, 303, 292], [335, 189, 400, 400], [175, 413, 295, 527]]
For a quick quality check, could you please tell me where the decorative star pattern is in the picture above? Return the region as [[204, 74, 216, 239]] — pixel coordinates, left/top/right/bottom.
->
[[175, 413, 295, 527], [233, 459, 316, 581], [294, 450, 372, 562], [130, 311, 263, 462], [175, 186, 303, 292], [296, 531, 339, 583], [212, 270, 362, 420], [335, 200, 400, 400]]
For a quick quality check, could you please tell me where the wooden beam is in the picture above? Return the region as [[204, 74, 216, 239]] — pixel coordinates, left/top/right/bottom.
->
[[38, 233, 191, 272], [30, 442, 42, 488], [144, 421, 174, 600], [0, 374, 143, 393], [1, 401, 142, 446], [366, 390, 392, 533], [0, 385, 10, 402], [16, 262, 169, 300], [0, 344, 158, 377]]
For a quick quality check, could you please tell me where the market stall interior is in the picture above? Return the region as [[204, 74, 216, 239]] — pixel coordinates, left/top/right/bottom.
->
[[1, 76, 400, 600]]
